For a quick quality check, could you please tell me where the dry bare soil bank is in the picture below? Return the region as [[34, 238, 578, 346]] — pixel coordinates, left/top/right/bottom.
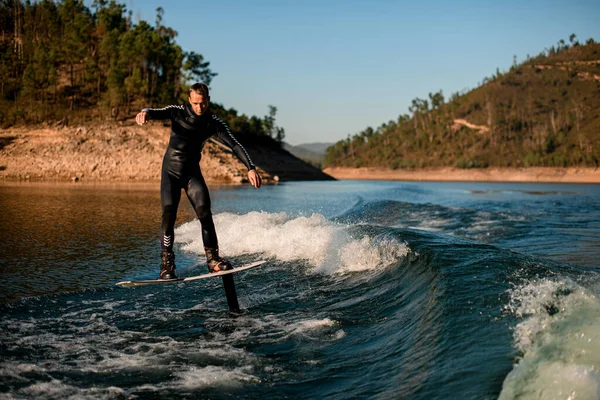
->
[[0, 122, 332, 183]]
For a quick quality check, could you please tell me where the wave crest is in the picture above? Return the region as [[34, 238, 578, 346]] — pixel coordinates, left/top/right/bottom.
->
[[500, 278, 600, 399], [175, 211, 410, 274]]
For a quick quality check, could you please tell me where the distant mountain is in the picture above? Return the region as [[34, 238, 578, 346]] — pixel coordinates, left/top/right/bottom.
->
[[284, 142, 334, 167], [295, 142, 334, 155]]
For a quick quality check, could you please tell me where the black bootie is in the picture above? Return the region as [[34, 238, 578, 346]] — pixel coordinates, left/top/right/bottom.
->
[[159, 250, 178, 280], [205, 247, 232, 273]]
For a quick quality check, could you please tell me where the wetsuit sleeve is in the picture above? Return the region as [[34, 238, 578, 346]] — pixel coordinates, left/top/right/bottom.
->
[[141, 105, 183, 121], [211, 115, 256, 170]]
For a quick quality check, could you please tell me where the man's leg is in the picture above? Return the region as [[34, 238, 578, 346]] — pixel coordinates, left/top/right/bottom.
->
[[159, 172, 182, 279], [186, 173, 231, 272], [186, 173, 217, 247]]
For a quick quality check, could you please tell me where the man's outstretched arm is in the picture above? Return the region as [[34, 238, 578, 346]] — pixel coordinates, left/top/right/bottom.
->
[[136, 105, 183, 125], [211, 115, 262, 188]]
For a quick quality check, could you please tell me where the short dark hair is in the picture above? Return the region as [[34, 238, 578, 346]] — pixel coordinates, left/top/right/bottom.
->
[[189, 82, 209, 97]]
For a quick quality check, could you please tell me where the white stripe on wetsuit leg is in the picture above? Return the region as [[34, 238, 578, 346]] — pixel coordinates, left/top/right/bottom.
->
[[211, 115, 255, 168], [163, 235, 173, 247]]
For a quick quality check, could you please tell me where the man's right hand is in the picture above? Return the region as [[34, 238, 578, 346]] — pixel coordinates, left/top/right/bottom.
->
[[248, 169, 262, 189], [135, 111, 148, 125]]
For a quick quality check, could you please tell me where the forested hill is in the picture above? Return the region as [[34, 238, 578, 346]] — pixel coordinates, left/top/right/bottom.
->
[[0, 0, 285, 145], [324, 37, 600, 169]]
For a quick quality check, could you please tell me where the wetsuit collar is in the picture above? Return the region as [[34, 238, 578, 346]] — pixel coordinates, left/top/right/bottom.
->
[[184, 103, 209, 125]]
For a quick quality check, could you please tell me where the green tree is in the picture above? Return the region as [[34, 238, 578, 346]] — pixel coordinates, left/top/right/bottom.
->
[[93, 0, 127, 106], [263, 105, 277, 138], [569, 33, 577, 46], [428, 90, 444, 109], [58, 0, 93, 110], [263, 106, 286, 144], [182, 51, 217, 87]]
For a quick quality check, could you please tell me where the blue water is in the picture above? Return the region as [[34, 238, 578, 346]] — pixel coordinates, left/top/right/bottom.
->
[[1, 180, 600, 399]]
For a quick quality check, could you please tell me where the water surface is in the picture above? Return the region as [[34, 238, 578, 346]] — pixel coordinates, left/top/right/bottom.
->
[[1, 180, 599, 399]]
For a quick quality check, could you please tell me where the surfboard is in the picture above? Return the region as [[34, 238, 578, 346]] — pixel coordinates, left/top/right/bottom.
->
[[116, 260, 267, 288]]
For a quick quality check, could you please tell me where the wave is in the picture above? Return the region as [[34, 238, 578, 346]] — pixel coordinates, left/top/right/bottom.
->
[[175, 211, 412, 274], [500, 278, 600, 399], [333, 199, 529, 244]]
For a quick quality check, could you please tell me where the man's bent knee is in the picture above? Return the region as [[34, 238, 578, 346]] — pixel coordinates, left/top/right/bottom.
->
[[162, 204, 175, 219], [195, 205, 212, 221]]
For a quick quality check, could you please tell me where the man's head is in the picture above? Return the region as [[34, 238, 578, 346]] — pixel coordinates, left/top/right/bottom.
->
[[188, 83, 210, 116]]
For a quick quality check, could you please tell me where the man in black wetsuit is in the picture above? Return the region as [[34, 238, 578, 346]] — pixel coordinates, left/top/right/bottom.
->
[[136, 82, 262, 280]]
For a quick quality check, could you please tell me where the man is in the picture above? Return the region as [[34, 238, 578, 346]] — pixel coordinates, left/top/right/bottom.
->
[[136, 82, 262, 280]]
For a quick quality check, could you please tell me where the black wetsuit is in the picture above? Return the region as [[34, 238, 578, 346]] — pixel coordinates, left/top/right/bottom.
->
[[142, 104, 255, 252]]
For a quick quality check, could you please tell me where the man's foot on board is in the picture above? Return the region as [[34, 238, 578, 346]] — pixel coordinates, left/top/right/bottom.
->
[[205, 247, 233, 273], [158, 250, 178, 280]]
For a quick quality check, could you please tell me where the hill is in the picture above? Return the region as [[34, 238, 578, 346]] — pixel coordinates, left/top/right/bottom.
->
[[296, 142, 334, 154], [283, 142, 333, 167], [323, 37, 600, 170]]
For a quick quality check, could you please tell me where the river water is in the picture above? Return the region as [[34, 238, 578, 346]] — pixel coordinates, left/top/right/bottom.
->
[[1, 180, 599, 399]]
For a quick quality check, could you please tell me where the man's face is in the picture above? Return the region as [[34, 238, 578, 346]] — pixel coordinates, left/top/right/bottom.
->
[[189, 91, 209, 116]]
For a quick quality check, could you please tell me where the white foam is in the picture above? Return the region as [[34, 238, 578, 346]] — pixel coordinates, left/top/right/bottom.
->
[[18, 380, 74, 397], [283, 318, 346, 340], [175, 211, 410, 274], [0, 306, 267, 395], [413, 217, 453, 232], [202, 313, 346, 346], [0, 363, 46, 383], [500, 361, 600, 400], [1, 303, 348, 398], [14, 378, 126, 399], [500, 278, 600, 399], [173, 365, 259, 389]]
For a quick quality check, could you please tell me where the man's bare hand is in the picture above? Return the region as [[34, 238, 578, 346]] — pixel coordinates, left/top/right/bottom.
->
[[135, 111, 148, 125], [248, 169, 262, 189]]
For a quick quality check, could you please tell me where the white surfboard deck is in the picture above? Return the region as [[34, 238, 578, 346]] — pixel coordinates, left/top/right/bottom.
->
[[116, 260, 267, 288]]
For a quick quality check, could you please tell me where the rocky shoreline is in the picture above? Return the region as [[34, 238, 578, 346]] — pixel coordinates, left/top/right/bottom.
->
[[0, 122, 333, 184], [323, 167, 600, 183]]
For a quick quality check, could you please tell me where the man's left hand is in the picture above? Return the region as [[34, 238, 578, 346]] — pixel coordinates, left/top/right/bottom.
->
[[248, 169, 262, 189]]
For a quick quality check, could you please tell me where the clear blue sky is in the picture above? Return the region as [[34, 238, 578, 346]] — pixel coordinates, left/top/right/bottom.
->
[[123, 0, 599, 145]]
